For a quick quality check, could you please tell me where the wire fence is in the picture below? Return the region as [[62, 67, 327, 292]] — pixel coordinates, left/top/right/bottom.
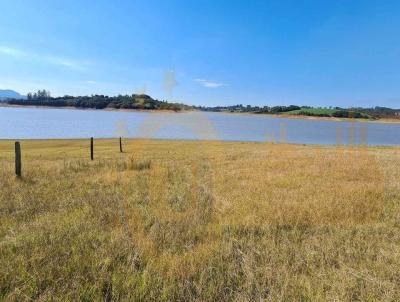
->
[[1, 110, 380, 179]]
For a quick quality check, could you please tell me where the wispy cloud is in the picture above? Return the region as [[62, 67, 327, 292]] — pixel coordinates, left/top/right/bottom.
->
[[0, 47, 27, 57], [0, 46, 90, 71], [194, 78, 227, 88]]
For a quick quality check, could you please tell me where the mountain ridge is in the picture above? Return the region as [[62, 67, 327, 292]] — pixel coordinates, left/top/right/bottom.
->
[[0, 89, 26, 100]]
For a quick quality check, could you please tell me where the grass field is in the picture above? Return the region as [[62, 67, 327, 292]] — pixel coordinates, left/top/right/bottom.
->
[[284, 108, 373, 119], [285, 108, 338, 116], [1, 139, 400, 301]]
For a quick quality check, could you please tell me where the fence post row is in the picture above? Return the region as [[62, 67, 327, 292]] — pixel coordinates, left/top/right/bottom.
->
[[15, 141, 22, 177], [14, 137, 120, 175], [90, 137, 94, 160]]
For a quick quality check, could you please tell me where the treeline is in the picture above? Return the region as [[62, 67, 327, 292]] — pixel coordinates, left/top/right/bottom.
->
[[352, 106, 400, 118], [27, 90, 51, 101], [198, 104, 400, 119], [295, 110, 370, 119], [6, 90, 400, 118], [198, 104, 306, 113], [9, 90, 192, 111]]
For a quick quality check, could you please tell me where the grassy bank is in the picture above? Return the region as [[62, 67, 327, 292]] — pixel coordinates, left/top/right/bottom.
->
[[1, 139, 400, 301], [284, 108, 372, 119], [286, 108, 337, 116]]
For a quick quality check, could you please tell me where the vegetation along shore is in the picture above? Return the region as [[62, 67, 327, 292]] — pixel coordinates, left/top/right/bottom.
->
[[1, 89, 400, 121]]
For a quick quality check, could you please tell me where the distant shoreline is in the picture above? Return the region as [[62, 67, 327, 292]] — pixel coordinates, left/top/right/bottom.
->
[[1, 103, 400, 123], [274, 113, 400, 124], [0, 103, 188, 114]]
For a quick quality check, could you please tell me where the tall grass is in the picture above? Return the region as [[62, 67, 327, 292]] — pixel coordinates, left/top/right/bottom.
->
[[0, 139, 399, 301]]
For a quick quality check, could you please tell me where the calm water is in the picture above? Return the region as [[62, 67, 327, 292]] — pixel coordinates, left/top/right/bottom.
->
[[0, 107, 399, 146]]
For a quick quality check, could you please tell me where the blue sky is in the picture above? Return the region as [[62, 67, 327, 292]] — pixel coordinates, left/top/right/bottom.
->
[[0, 0, 399, 107]]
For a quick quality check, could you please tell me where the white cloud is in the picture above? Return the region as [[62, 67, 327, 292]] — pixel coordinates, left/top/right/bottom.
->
[[0, 46, 89, 71], [0, 46, 28, 57], [194, 78, 226, 88], [86, 80, 97, 84]]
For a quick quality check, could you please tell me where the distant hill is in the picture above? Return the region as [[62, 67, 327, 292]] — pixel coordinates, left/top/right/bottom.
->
[[7, 92, 193, 111], [0, 89, 26, 100]]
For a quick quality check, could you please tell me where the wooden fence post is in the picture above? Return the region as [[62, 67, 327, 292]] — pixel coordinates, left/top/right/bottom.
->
[[119, 137, 123, 153], [15, 141, 21, 177], [90, 137, 94, 160]]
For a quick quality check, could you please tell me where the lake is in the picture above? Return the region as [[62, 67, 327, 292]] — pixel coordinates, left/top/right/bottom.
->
[[0, 106, 399, 146]]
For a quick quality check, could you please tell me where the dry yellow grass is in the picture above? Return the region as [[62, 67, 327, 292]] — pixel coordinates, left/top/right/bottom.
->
[[0, 139, 399, 301]]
